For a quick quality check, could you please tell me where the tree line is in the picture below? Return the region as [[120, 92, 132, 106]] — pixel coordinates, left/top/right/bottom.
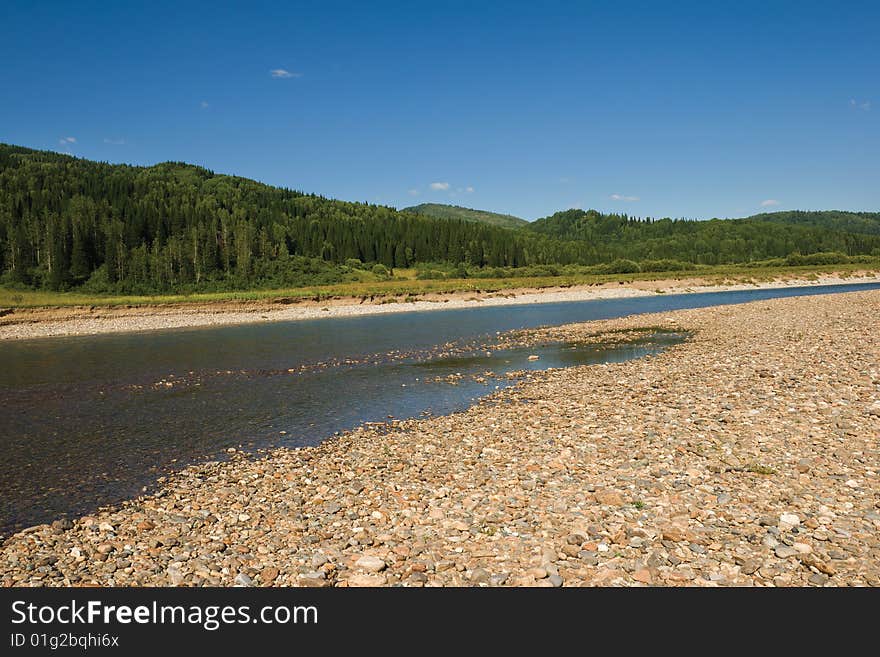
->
[[1, 144, 878, 293], [525, 209, 880, 265]]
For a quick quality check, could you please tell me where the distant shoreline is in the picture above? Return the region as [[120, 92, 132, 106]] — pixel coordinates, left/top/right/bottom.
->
[[2, 271, 880, 341]]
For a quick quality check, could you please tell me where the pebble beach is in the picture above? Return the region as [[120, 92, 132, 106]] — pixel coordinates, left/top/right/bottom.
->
[[2, 290, 879, 587]]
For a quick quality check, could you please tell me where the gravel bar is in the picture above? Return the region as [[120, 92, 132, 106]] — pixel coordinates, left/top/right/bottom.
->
[[2, 290, 878, 587]]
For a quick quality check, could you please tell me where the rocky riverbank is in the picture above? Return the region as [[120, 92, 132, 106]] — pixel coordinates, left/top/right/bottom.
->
[[2, 290, 879, 587], [2, 272, 879, 340]]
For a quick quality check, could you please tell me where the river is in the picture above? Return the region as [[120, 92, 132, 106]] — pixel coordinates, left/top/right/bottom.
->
[[1, 281, 878, 536]]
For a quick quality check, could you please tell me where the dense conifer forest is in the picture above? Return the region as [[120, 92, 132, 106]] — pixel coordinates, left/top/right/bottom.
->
[[403, 203, 528, 229], [2, 144, 878, 293]]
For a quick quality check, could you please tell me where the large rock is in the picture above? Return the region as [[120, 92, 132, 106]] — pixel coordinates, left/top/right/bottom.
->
[[355, 555, 386, 573]]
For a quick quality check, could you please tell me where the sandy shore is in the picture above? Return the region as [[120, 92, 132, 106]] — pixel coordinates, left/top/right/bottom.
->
[[2, 289, 878, 587], [2, 272, 880, 341]]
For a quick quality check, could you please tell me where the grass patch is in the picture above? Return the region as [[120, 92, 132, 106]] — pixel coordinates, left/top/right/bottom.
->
[[1, 262, 877, 309], [747, 463, 777, 476]]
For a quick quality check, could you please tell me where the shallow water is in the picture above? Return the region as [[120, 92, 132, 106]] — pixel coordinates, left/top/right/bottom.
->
[[1, 281, 878, 535]]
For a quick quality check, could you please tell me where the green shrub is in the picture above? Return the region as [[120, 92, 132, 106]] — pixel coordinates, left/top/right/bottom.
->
[[784, 252, 849, 266], [638, 259, 697, 273], [601, 259, 641, 274], [416, 269, 448, 280]]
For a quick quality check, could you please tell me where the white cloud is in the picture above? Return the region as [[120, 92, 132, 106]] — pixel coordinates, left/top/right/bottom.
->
[[200, 100, 210, 109], [610, 193, 639, 202], [59, 136, 76, 145], [850, 98, 871, 111], [429, 182, 450, 191], [270, 68, 301, 79], [465, 186, 474, 193], [760, 199, 780, 207], [407, 188, 420, 196], [103, 137, 125, 145]]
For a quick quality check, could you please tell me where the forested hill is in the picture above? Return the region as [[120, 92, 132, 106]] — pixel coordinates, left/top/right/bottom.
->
[[744, 210, 880, 236], [0, 144, 577, 292], [1, 144, 879, 294], [525, 208, 880, 264], [402, 203, 528, 229]]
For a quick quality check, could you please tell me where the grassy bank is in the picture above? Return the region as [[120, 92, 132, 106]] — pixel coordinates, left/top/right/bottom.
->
[[1, 262, 879, 309]]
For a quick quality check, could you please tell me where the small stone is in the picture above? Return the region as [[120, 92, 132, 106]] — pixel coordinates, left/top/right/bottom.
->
[[661, 526, 687, 542], [136, 520, 155, 531], [809, 573, 829, 585], [578, 551, 599, 565], [548, 574, 563, 587], [470, 567, 490, 585], [347, 574, 387, 587], [527, 567, 548, 579], [298, 570, 325, 581], [632, 568, 653, 584], [740, 558, 762, 575], [234, 573, 253, 587], [595, 490, 624, 506], [167, 566, 185, 586], [778, 513, 800, 531], [98, 522, 115, 533], [355, 555, 386, 573], [261, 567, 279, 583], [775, 545, 798, 559], [561, 544, 580, 558], [799, 553, 836, 576]]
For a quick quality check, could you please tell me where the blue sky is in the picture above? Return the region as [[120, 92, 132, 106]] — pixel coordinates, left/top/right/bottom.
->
[[1, 1, 877, 220]]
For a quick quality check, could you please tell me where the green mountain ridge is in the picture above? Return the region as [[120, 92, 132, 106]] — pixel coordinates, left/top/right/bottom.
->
[[0, 144, 578, 292], [403, 203, 528, 229], [1, 143, 878, 295], [524, 208, 880, 264], [743, 210, 880, 236]]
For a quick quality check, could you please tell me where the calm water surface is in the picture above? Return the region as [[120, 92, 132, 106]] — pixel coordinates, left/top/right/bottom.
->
[[1, 282, 878, 535]]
